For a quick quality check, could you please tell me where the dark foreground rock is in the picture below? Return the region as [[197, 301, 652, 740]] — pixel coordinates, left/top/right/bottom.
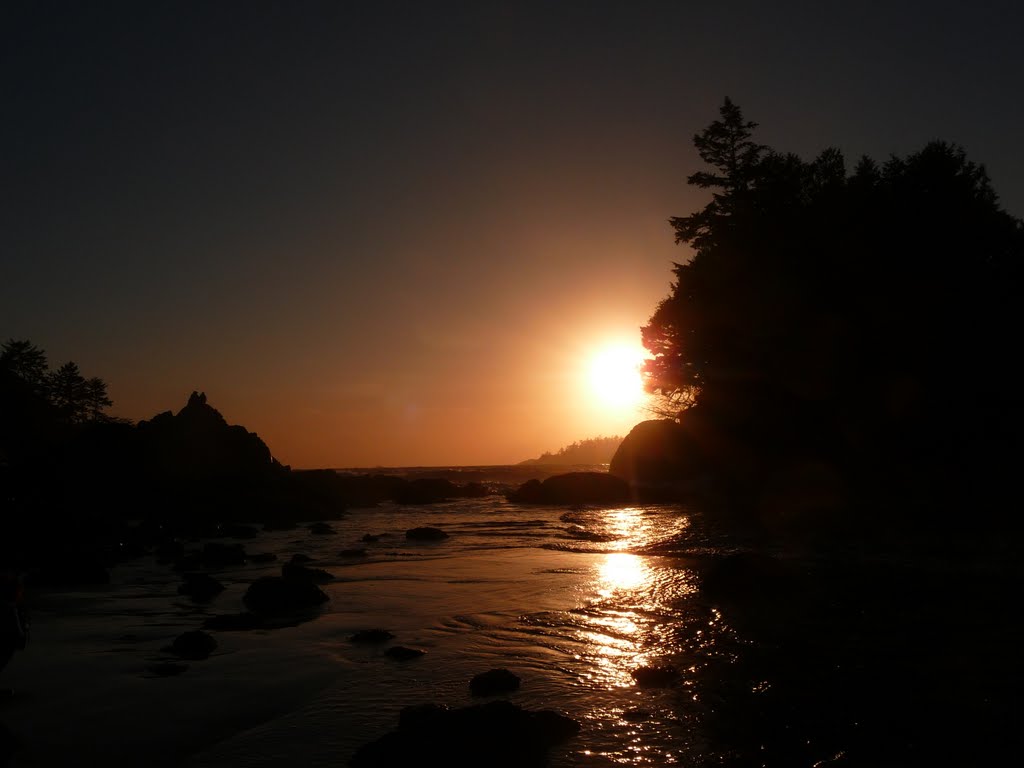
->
[[631, 664, 680, 688], [393, 477, 460, 505], [470, 668, 521, 696], [385, 645, 425, 661], [177, 572, 225, 601], [405, 526, 449, 541], [242, 575, 329, 615], [609, 419, 699, 493], [146, 662, 188, 677], [169, 630, 217, 660], [350, 629, 395, 643], [202, 612, 266, 631], [281, 561, 334, 584], [349, 700, 580, 768], [506, 471, 631, 505]]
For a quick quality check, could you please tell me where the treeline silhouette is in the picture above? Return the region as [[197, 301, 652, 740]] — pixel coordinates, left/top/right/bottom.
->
[[520, 436, 622, 465], [1, 338, 114, 426], [0, 345, 355, 572], [0, 350, 506, 575], [635, 99, 1024, 524]]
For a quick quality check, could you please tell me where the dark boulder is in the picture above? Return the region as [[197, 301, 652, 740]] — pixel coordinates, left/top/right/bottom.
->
[[308, 521, 336, 535], [350, 629, 395, 644], [242, 575, 329, 615], [361, 533, 382, 542], [454, 481, 492, 498], [630, 664, 680, 688], [470, 668, 521, 696], [506, 472, 631, 505], [406, 527, 449, 541], [177, 572, 225, 601], [394, 478, 460, 505], [249, 552, 278, 563], [350, 700, 580, 768], [282, 561, 334, 584], [385, 645, 426, 661], [339, 548, 368, 558], [146, 662, 188, 677], [202, 612, 266, 631], [610, 419, 693, 486], [609, 416, 733, 501], [169, 630, 217, 660], [218, 523, 260, 539], [200, 541, 247, 568]]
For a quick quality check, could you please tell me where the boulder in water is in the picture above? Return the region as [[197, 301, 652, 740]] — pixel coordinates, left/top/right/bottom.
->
[[177, 572, 225, 601], [282, 561, 334, 584], [470, 668, 521, 696], [350, 700, 580, 767], [243, 575, 328, 615], [350, 629, 395, 644], [631, 664, 680, 688], [385, 646, 426, 661], [202, 612, 266, 631], [406, 526, 449, 541], [506, 472, 631, 505], [169, 630, 217, 660]]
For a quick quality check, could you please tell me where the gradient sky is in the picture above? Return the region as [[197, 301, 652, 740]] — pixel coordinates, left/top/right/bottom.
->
[[4, 1, 1023, 468]]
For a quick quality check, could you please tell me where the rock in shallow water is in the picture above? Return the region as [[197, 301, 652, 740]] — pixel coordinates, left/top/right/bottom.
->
[[146, 662, 188, 677], [282, 561, 334, 584], [349, 629, 395, 644], [385, 646, 425, 661], [177, 572, 225, 601], [242, 575, 329, 614], [470, 668, 521, 696], [169, 630, 217, 660], [349, 700, 580, 767], [405, 526, 449, 541], [630, 664, 680, 688], [202, 612, 266, 631]]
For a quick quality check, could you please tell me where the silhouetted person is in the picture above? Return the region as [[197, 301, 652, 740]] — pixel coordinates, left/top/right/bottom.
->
[[0, 569, 28, 691]]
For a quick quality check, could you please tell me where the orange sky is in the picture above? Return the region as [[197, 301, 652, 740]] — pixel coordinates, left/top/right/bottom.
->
[[6, 4, 1023, 467]]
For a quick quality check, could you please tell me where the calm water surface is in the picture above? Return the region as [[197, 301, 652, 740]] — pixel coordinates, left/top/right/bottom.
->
[[4, 469, 1019, 767]]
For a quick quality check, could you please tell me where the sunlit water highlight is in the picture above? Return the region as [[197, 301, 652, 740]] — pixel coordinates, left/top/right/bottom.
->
[[3, 495, 720, 767], [5, 484, 1016, 767]]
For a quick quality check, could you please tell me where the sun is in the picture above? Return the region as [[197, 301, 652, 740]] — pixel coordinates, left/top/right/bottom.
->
[[587, 343, 647, 409]]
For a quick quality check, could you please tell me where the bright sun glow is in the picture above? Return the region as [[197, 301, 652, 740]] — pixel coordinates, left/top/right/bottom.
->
[[588, 344, 647, 409]]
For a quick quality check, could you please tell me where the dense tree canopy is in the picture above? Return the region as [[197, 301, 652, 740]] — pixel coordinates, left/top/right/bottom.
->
[[1, 339, 113, 426], [641, 100, 1024, 507]]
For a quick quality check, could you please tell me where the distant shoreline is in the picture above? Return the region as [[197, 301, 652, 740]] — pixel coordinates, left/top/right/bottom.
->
[[323, 463, 612, 486]]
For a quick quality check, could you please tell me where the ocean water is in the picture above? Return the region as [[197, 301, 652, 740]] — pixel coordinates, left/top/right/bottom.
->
[[2, 467, 1019, 767]]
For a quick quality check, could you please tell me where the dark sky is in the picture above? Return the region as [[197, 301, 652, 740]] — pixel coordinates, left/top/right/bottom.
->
[[4, 1, 1023, 467]]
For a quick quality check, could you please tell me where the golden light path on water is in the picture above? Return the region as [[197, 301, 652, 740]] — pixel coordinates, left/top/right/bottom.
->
[[573, 507, 696, 698], [560, 505, 701, 765]]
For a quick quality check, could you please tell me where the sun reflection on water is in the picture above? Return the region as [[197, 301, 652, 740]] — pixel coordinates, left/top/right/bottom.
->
[[599, 553, 650, 595], [551, 507, 704, 764]]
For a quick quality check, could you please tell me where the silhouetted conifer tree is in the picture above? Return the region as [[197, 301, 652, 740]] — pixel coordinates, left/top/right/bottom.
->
[[641, 100, 1024, 507]]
